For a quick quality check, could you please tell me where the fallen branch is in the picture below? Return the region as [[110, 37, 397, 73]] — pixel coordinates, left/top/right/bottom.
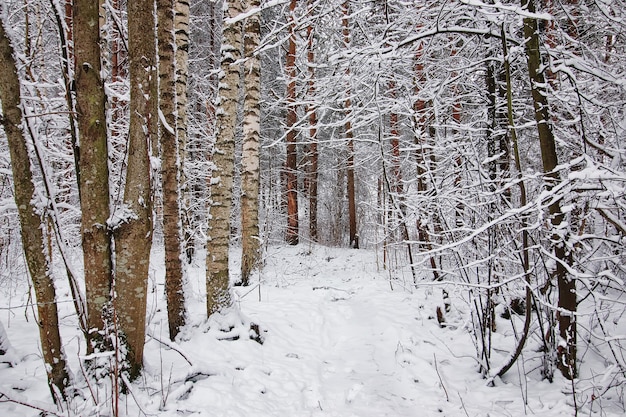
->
[[146, 331, 193, 366], [0, 388, 62, 416]]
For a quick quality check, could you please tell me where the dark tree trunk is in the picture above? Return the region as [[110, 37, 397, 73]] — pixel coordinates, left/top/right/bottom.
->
[[73, 0, 114, 354], [285, 0, 299, 245], [307, 0, 319, 242], [343, 0, 358, 249], [0, 20, 69, 400], [114, 0, 157, 379], [522, 0, 576, 380]]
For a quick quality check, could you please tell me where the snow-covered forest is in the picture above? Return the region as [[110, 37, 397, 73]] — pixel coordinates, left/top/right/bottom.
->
[[0, 0, 625, 416]]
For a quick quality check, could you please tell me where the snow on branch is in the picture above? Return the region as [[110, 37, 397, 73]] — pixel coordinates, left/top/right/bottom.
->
[[460, 0, 553, 20], [224, 0, 290, 25]]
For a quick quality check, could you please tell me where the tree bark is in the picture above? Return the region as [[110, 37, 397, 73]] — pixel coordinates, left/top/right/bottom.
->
[[342, 0, 358, 249], [207, 0, 243, 315], [0, 19, 69, 400], [114, 0, 157, 379], [284, 0, 299, 246], [240, 0, 261, 286], [72, 0, 114, 354], [158, 0, 186, 341], [307, 0, 319, 242], [522, 0, 576, 380], [412, 24, 439, 281], [175, 0, 194, 262]]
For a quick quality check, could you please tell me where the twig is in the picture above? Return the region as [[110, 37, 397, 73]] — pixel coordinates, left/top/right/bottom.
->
[[120, 373, 156, 416], [146, 330, 193, 366], [433, 353, 449, 402], [0, 388, 62, 416], [458, 392, 470, 417]]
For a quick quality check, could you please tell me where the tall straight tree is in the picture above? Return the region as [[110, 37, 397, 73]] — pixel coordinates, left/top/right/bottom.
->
[[158, 0, 186, 340], [342, 0, 358, 248], [113, 0, 157, 379], [240, 0, 261, 286], [345, 2, 359, 248], [0, 17, 69, 401], [521, 0, 576, 379], [175, 0, 193, 262], [207, 0, 243, 315], [306, 0, 319, 242], [412, 19, 439, 281], [72, 0, 114, 353], [284, 0, 299, 245]]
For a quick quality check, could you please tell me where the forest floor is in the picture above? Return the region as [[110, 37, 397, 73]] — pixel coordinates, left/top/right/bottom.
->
[[0, 243, 620, 416]]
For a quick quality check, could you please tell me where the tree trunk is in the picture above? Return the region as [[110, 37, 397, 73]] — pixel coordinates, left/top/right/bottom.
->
[[175, 0, 193, 262], [240, 0, 261, 286], [521, 0, 576, 380], [0, 19, 69, 400], [72, 0, 114, 354], [207, 0, 243, 315], [342, 0, 358, 249], [158, 0, 186, 341], [285, 0, 299, 246], [307, 0, 319, 242], [114, 0, 157, 379], [412, 25, 439, 281]]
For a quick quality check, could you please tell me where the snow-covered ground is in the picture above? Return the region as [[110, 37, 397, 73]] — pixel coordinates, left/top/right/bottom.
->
[[0, 244, 618, 416]]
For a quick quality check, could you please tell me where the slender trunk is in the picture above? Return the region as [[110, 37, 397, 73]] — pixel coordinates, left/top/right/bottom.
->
[[207, 0, 243, 315], [50, 0, 80, 200], [0, 20, 69, 400], [158, 0, 186, 340], [240, 0, 261, 286], [285, 0, 299, 245], [175, 0, 193, 262], [342, 0, 358, 249], [522, 0, 576, 380], [412, 27, 439, 281], [307, 0, 319, 242], [72, 0, 114, 353], [114, 0, 156, 379], [495, 25, 532, 377]]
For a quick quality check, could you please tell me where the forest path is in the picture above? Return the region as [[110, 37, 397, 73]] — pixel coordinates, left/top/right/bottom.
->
[[146, 245, 575, 416], [158, 244, 509, 417]]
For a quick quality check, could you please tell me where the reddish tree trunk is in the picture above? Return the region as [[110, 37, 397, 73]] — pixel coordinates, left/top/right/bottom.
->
[[285, 0, 299, 245]]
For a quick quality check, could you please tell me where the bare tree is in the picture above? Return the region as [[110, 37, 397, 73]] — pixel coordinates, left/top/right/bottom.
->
[[72, 0, 114, 353], [240, 0, 262, 286], [175, 0, 194, 262], [207, 0, 243, 315], [113, 0, 157, 379], [306, 0, 319, 242], [285, 0, 299, 246], [342, 0, 358, 249], [521, 0, 576, 380], [158, 0, 186, 341], [0, 17, 69, 400]]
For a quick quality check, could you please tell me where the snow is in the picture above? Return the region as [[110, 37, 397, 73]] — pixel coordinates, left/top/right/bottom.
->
[[0, 244, 622, 416]]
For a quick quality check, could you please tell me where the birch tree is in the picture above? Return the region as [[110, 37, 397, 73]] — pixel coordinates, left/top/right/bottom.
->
[[207, 0, 243, 315], [175, 0, 193, 262], [158, 0, 186, 341], [240, 0, 261, 286]]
